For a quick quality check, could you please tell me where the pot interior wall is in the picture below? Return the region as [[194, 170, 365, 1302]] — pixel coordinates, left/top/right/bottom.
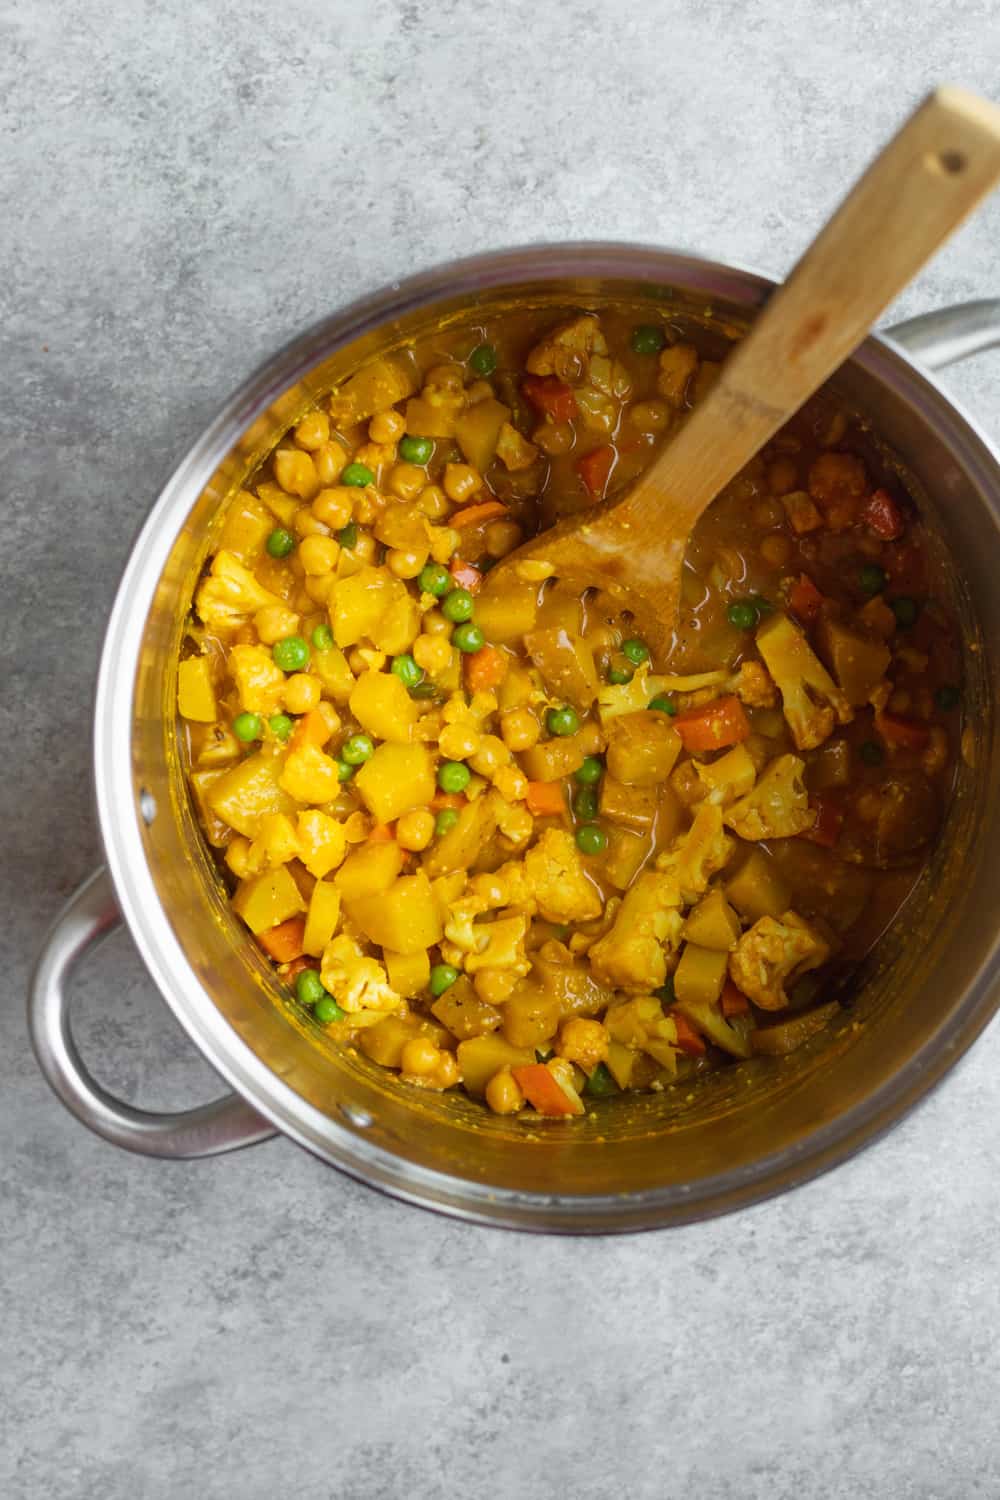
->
[[130, 268, 998, 1201]]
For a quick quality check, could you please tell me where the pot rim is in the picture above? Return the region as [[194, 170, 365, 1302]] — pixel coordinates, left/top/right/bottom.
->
[[92, 241, 1000, 1231]]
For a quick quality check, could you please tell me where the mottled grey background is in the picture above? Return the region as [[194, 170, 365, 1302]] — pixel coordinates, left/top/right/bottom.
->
[[4, 1, 1000, 1495]]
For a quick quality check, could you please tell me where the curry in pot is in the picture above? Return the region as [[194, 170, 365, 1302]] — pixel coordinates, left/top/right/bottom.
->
[[178, 307, 961, 1119]]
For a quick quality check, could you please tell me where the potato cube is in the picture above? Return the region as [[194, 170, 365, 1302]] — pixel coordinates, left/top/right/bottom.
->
[[725, 848, 791, 922], [208, 753, 296, 837], [334, 841, 404, 901], [177, 657, 217, 722], [605, 711, 682, 786], [454, 397, 510, 471], [599, 775, 658, 833], [330, 566, 407, 648], [475, 588, 539, 645], [673, 942, 729, 1007], [384, 948, 431, 1000], [456, 1035, 536, 1095], [345, 873, 444, 954], [355, 743, 435, 824], [302, 881, 342, 957], [232, 865, 305, 934], [682, 888, 741, 950], [349, 670, 417, 743]]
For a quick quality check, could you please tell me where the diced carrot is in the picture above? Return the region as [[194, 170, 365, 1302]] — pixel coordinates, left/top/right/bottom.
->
[[464, 643, 509, 692], [801, 795, 844, 848], [673, 695, 751, 752], [511, 1063, 584, 1117], [522, 374, 577, 423], [788, 572, 824, 625], [875, 711, 930, 751], [720, 979, 751, 1018], [669, 1011, 707, 1056], [576, 444, 616, 500], [861, 488, 905, 541], [525, 780, 566, 817], [430, 791, 466, 812], [367, 823, 395, 842], [449, 560, 483, 593], [289, 708, 331, 752], [450, 500, 508, 529], [258, 916, 306, 963]]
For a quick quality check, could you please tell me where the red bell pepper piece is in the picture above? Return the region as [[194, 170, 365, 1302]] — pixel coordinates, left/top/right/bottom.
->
[[720, 980, 751, 1018], [875, 711, 930, 751], [669, 1011, 707, 1056], [522, 374, 577, 423], [788, 572, 824, 625], [860, 488, 905, 541], [449, 559, 483, 593], [576, 444, 616, 500], [673, 695, 751, 752], [801, 795, 844, 848]]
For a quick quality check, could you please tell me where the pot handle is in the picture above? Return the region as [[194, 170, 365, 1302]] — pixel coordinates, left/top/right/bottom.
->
[[28, 867, 278, 1158], [886, 300, 1000, 368]]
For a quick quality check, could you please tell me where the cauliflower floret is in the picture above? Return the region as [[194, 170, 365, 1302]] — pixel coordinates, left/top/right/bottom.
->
[[228, 644, 287, 715], [469, 858, 537, 913], [657, 344, 699, 407], [695, 744, 757, 805], [246, 812, 299, 871], [444, 896, 492, 955], [465, 914, 531, 977], [728, 911, 832, 1011], [319, 934, 401, 1014], [524, 828, 603, 924], [735, 660, 778, 709], [656, 803, 734, 906], [492, 794, 534, 847], [756, 612, 853, 751], [195, 550, 282, 631], [724, 754, 816, 840], [556, 1017, 609, 1072], [495, 421, 539, 472], [279, 744, 341, 804], [296, 810, 347, 879], [525, 314, 608, 381], [589, 872, 685, 993]]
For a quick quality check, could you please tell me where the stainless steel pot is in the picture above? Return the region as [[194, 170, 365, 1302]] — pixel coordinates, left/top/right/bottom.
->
[[28, 246, 1000, 1232]]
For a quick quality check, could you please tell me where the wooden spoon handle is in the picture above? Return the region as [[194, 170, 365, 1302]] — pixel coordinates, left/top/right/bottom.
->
[[623, 86, 1000, 532]]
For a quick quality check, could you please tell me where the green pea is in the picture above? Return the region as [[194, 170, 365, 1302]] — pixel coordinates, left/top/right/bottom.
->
[[268, 713, 293, 742], [338, 521, 359, 549], [546, 705, 581, 737], [438, 761, 471, 794], [452, 622, 485, 653], [311, 623, 334, 651], [418, 562, 453, 597], [233, 712, 263, 742], [859, 563, 887, 596], [935, 684, 960, 711], [391, 653, 424, 688], [341, 733, 374, 765], [435, 808, 460, 837], [337, 759, 356, 782], [272, 635, 310, 672], [575, 755, 604, 785], [398, 435, 434, 464], [295, 969, 326, 1007], [441, 588, 474, 623], [266, 527, 296, 559], [430, 963, 460, 997], [648, 694, 677, 715], [622, 637, 650, 665], [859, 740, 884, 766], [630, 324, 667, 355], [314, 995, 346, 1024], [727, 599, 759, 631], [606, 665, 633, 685], [469, 343, 498, 376], [341, 462, 375, 487], [584, 1061, 619, 1097], [575, 823, 607, 855], [573, 787, 599, 820], [410, 681, 439, 699], [891, 595, 920, 628]]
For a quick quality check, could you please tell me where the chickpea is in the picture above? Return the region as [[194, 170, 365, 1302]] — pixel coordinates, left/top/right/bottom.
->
[[351, 488, 379, 525], [469, 734, 509, 778], [412, 634, 453, 676], [439, 722, 482, 761], [422, 608, 453, 637], [425, 362, 464, 394], [274, 447, 319, 500], [312, 486, 354, 530], [466, 379, 494, 404], [627, 399, 671, 434], [759, 534, 792, 568], [389, 462, 427, 502], [293, 507, 332, 539], [533, 420, 575, 455], [396, 808, 436, 852], [294, 410, 330, 451], [485, 519, 523, 558], [474, 969, 519, 1005], [224, 836, 253, 880], [400, 1037, 441, 1077], [500, 707, 541, 752], [434, 1050, 460, 1089], [767, 457, 799, 495], [347, 645, 386, 674], [369, 408, 406, 444], [752, 497, 786, 529], [303, 573, 336, 605], [298, 534, 340, 575], [254, 604, 300, 644], [485, 1068, 524, 1115], [416, 484, 450, 521], [314, 440, 349, 486], [493, 764, 527, 802], [316, 701, 341, 736], [387, 546, 429, 580], [443, 463, 482, 503], [285, 673, 321, 714], [351, 531, 378, 564]]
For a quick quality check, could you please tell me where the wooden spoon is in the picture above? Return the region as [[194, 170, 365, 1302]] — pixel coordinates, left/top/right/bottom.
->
[[484, 87, 1000, 659]]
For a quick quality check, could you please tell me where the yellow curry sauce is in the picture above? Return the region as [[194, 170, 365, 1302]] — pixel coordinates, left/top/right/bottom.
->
[[179, 308, 960, 1120]]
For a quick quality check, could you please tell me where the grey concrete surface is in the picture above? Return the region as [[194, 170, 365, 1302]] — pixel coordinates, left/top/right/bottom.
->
[[4, 1, 1000, 1495]]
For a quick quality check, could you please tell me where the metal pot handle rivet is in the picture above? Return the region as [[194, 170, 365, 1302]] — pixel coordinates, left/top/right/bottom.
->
[[28, 867, 278, 1158]]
